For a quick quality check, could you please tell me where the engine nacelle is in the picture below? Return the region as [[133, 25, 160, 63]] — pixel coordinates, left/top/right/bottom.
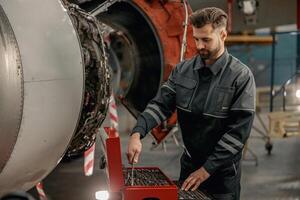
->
[[0, 0, 110, 195]]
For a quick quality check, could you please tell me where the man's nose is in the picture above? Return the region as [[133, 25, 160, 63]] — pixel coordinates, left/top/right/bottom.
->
[[196, 41, 205, 49]]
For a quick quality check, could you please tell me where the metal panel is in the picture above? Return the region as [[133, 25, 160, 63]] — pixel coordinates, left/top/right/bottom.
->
[[0, 5, 23, 173], [0, 0, 84, 194]]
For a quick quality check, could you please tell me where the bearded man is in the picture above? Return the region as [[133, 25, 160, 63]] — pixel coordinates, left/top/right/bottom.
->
[[127, 7, 256, 200]]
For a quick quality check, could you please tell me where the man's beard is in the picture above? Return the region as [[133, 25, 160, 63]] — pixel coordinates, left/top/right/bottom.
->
[[198, 43, 221, 60], [198, 49, 211, 60]]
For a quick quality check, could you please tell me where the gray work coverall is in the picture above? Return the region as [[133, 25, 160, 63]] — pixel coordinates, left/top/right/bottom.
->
[[132, 50, 256, 200]]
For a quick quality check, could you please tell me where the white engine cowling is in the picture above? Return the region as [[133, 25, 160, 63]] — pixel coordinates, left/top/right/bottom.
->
[[0, 0, 84, 194]]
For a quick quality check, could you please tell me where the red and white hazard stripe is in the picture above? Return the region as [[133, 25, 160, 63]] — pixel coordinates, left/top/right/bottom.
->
[[35, 182, 47, 200], [83, 92, 119, 176], [109, 93, 119, 131], [84, 143, 96, 176]]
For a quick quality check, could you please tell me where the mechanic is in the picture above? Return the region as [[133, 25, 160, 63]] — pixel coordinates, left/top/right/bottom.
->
[[127, 7, 255, 200]]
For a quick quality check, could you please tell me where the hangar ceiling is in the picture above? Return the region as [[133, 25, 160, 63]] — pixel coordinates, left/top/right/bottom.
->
[[189, 0, 297, 33]]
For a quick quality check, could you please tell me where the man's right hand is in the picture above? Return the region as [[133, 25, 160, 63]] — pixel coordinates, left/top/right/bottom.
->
[[127, 132, 142, 164]]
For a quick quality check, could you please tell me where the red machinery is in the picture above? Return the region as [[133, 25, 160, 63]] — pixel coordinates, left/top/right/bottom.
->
[[102, 127, 212, 200], [110, 0, 197, 145], [132, 0, 197, 145], [104, 127, 177, 200]]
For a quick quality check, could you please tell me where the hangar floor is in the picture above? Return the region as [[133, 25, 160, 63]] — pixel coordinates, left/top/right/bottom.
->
[[29, 105, 300, 200]]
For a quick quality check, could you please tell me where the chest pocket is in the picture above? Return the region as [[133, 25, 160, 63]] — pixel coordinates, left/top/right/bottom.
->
[[205, 86, 235, 117], [175, 75, 197, 109]]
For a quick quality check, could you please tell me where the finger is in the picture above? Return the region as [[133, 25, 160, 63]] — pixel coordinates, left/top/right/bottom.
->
[[133, 150, 140, 163], [184, 178, 196, 191], [127, 152, 133, 164], [191, 180, 201, 191], [127, 149, 135, 164], [181, 177, 192, 190], [126, 153, 130, 163]]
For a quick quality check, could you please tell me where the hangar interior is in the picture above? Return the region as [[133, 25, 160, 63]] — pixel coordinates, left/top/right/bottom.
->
[[0, 0, 300, 200]]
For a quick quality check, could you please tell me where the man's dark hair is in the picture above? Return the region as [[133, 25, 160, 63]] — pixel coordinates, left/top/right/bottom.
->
[[190, 7, 228, 29]]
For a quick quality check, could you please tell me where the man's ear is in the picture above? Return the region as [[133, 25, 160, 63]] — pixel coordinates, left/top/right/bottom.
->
[[220, 29, 227, 41]]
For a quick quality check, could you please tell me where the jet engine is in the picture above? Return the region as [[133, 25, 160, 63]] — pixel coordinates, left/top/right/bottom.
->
[[78, 0, 197, 143], [0, 0, 196, 195], [79, 0, 196, 113], [0, 0, 110, 195]]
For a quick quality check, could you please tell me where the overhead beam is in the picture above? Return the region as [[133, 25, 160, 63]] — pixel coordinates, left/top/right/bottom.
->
[[226, 35, 274, 45]]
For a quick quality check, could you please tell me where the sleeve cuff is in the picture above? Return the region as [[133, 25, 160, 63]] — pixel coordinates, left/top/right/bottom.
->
[[203, 160, 218, 175], [131, 126, 147, 139]]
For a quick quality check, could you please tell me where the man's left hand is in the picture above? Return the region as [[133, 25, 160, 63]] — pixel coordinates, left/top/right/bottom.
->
[[181, 167, 210, 191]]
